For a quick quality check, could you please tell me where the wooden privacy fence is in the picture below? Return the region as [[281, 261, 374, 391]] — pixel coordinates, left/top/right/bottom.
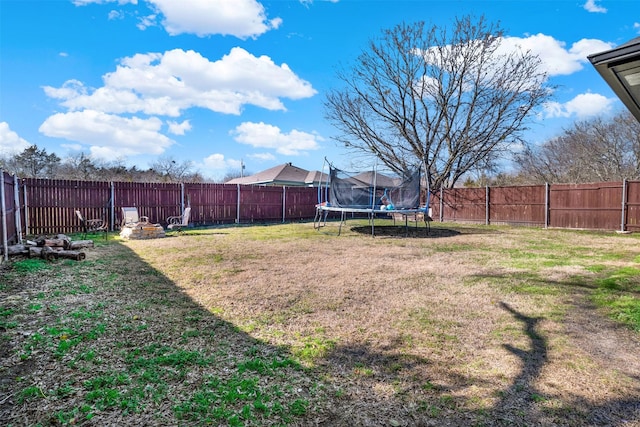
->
[[431, 180, 640, 231], [4, 175, 640, 261], [0, 176, 319, 260]]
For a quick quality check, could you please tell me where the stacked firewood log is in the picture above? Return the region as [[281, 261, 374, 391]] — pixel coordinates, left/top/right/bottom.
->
[[6, 234, 95, 261]]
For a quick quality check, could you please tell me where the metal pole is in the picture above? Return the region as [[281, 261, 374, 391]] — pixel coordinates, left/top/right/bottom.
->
[[485, 185, 490, 225], [282, 186, 286, 223], [439, 184, 444, 222], [110, 182, 115, 231], [544, 183, 549, 229], [621, 179, 627, 232], [23, 179, 29, 236], [14, 174, 22, 243], [236, 184, 241, 224], [180, 182, 185, 212], [1, 172, 8, 262]]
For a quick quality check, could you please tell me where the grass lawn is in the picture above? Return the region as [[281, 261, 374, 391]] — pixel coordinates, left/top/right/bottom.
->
[[1, 220, 639, 426]]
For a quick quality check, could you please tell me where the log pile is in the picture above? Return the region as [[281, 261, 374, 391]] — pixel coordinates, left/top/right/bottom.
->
[[6, 234, 95, 261]]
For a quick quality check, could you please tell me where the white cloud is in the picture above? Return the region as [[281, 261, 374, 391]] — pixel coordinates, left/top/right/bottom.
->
[[583, 0, 607, 13], [231, 122, 322, 155], [199, 153, 242, 179], [75, 0, 280, 39], [146, 0, 281, 39], [61, 143, 84, 151], [248, 152, 276, 161], [203, 153, 227, 169], [0, 122, 31, 156], [499, 34, 614, 76], [167, 120, 191, 135], [137, 14, 157, 30], [43, 48, 316, 117], [108, 10, 124, 20], [635, 22, 640, 34], [39, 110, 174, 159], [202, 153, 242, 171], [543, 92, 617, 119]]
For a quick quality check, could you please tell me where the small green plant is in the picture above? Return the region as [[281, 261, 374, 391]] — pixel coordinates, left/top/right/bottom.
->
[[288, 399, 308, 416], [12, 258, 51, 273], [18, 385, 45, 403], [292, 336, 336, 363]]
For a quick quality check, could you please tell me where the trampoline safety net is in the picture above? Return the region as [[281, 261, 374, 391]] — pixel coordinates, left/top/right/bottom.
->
[[328, 166, 421, 210]]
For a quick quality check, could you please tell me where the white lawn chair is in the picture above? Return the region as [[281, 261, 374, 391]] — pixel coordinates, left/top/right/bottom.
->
[[121, 207, 148, 228], [166, 207, 191, 234]]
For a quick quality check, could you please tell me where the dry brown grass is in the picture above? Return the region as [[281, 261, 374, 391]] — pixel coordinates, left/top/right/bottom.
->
[[2, 220, 640, 426]]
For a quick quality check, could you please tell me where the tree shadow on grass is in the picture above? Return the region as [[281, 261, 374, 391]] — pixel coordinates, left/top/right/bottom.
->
[[470, 269, 640, 425], [490, 301, 640, 426], [316, 296, 640, 426]]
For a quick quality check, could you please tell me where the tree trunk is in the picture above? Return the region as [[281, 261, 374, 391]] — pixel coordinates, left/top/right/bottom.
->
[[29, 246, 57, 261], [69, 240, 94, 250], [28, 246, 86, 261], [35, 235, 71, 249], [7, 244, 29, 256]]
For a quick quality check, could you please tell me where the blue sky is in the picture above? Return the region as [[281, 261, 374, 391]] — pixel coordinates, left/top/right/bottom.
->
[[1, 0, 639, 180]]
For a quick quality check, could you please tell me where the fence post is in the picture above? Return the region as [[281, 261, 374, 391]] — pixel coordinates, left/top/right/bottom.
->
[[110, 182, 115, 232], [1, 172, 7, 262], [486, 185, 490, 225], [236, 184, 241, 224], [14, 174, 22, 244], [439, 185, 444, 222], [180, 182, 185, 212], [23, 179, 29, 236], [545, 183, 549, 229], [282, 186, 286, 223], [621, 179, 627, 232]]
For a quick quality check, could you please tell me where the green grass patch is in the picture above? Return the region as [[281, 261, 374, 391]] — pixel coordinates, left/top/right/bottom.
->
[[11, 258, 52, 273], [292, 335, 336, 364], [594, 267, 640, 292], [592, 291, 640, 331]]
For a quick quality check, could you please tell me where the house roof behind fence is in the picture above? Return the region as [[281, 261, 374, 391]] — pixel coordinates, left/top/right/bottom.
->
[[226, 162, 325, 186]]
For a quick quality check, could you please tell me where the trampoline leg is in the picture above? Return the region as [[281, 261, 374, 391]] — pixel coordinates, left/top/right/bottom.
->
[[313, 208, 320, 230], [338, 211, 345, 236]]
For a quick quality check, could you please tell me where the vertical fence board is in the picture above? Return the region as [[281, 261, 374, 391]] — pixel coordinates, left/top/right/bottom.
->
[[113, 182, 180, 227], [489, 185, 546, 226], [436, 187, 486, 223], [284, 187, 317, 220], [238, 186, 283, 223], [625, 181, 640, 231], [183, 183, 237, 224], [549, 182, 622, 230], [23, 178, 111, 235]]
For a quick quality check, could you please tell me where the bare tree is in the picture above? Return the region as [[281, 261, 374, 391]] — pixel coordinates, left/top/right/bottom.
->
[[149, 156, 196, 182], [324, 15, 552, 189], [515, 111, 640, 183], [59, 152, 98, 181]]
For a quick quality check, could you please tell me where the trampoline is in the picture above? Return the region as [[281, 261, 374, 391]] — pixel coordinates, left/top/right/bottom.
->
[[314, 160, 431, 236]]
